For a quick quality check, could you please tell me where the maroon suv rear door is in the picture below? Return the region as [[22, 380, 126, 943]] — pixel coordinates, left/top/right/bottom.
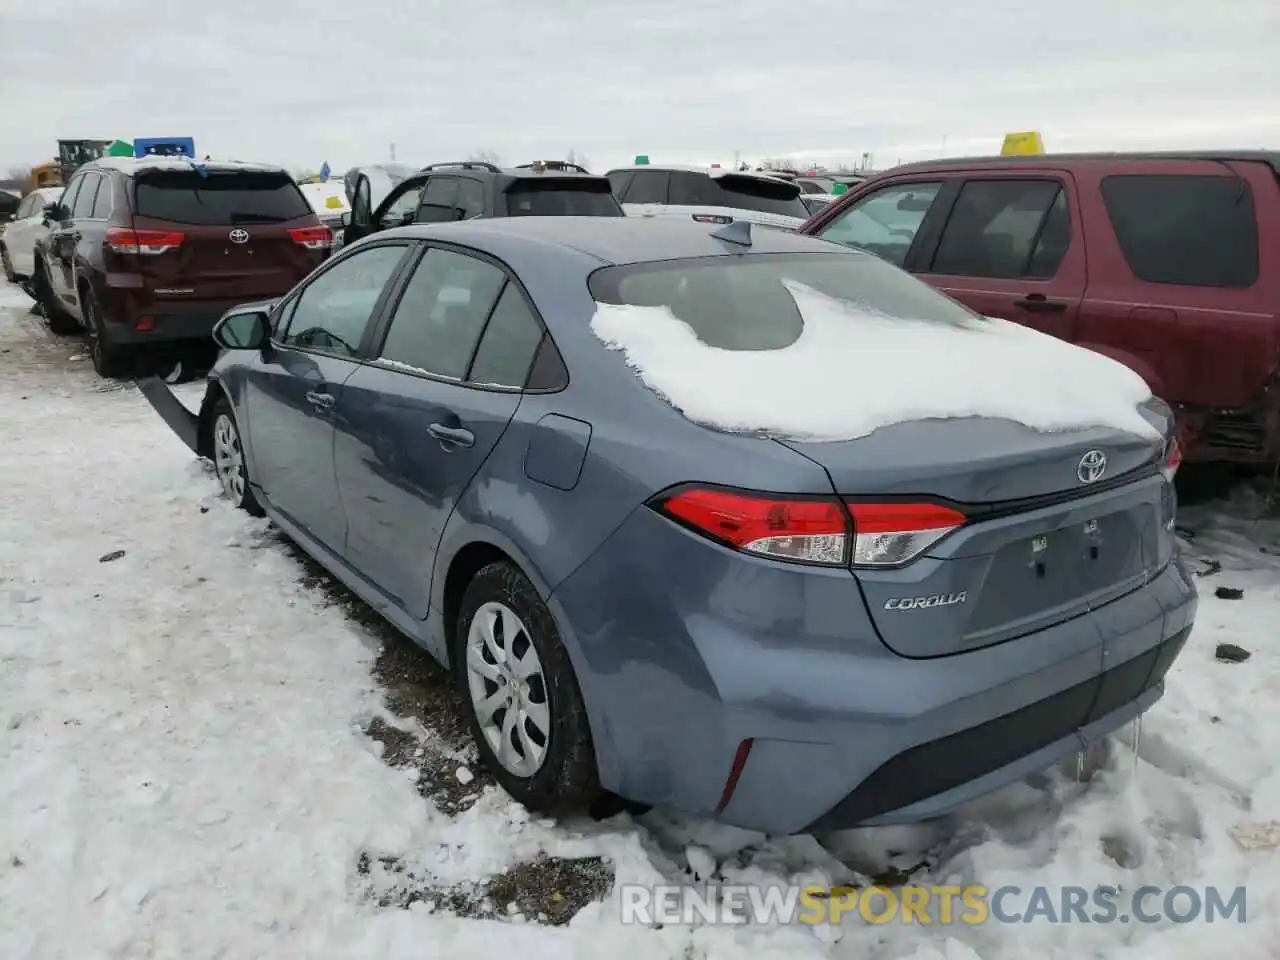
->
[[127, 167, 326, 302], [912, 169, 1086, 341]]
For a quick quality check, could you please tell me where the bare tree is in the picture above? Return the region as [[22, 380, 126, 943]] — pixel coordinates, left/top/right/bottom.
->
[[565, 148, 590, 171], [759, 157, 800, 172], [467, 149, 503, 166], [5, 164, 32, 181]]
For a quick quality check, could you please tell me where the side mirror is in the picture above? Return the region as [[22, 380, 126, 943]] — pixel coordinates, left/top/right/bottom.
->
[[340, 211, 351, 227], [43, 202, 61, 219], [212, 309, 270, 350]]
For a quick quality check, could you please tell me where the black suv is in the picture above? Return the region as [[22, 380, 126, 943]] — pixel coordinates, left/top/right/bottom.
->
[[338, 160, 623, 252]]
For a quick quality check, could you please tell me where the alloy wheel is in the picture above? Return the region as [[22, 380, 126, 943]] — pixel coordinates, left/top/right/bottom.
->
[[465, 601, 551, 777], [212, 413, 247, 503]]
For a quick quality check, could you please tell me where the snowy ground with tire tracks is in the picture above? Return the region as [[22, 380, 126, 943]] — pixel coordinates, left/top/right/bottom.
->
[[2, 280, 1278, 959]]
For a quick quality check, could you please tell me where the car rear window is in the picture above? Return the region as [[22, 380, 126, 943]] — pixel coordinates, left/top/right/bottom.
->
[[669, 172, 809, 219], [133, 170, 312, 225], [589, 251, 980, 351], [504, 180, 623, 217]]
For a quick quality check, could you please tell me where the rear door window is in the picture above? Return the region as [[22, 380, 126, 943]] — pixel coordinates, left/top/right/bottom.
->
[[91, 176, 113, 218], [133, 170, 312, 224], [505, 180, 622, 216], [468, 284, 545, 387], [669, 171, 808, 218], [455, 178, 486, 220], [376, 248, 507, 378], [1100, 174, 1259, 287], [72, 174, 99, 218], [816, 182, 943, 267], [929, 179, 1067, 279], [623, 170, 668, 204]]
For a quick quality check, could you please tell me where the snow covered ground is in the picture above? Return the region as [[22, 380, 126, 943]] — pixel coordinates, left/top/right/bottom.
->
[[1, 280, 1277, 959]]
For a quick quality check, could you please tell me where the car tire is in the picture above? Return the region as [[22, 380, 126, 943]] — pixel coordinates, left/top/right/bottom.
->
[[34, 260, 80, 336], [209, 397, 265, 517], [454, 561, 600, 816], [0, 244, 16, 284], [82, 285, 131, 378]]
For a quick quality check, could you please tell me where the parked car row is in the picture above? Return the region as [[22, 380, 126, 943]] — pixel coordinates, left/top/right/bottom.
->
[[4, 148, 1278, 468]]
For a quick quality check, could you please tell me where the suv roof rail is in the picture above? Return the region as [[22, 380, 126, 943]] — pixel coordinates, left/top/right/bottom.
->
[[515, 161, 591, 174], [421, 161, 502, 173]]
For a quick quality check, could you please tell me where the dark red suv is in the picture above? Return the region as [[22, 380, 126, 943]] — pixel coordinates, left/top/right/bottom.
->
[[32, 158, 330, 377], [800, 151, 1280, 465]]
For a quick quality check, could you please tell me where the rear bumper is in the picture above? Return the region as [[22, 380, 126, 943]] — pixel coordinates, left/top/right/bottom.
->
[[550, 506, 1198, 835], [99, 298, 227, 343], [98, 277, 294, 344], [136, 376, 201, 454]]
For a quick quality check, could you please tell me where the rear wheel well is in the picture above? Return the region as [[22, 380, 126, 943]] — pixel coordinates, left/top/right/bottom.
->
[[442, 542, 514, 669]]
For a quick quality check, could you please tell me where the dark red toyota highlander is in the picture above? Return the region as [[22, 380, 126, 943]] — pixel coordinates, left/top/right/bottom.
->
[[31, 157, 330, 377]]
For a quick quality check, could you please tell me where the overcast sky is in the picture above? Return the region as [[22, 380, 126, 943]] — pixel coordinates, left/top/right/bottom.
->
[[3, 0, 1277, 174]]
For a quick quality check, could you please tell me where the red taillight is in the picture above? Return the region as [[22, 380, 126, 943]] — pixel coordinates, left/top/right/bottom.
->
[[655, 487, 849, 565], [844, 502, 967, 567], [289, 225, 333, 250], [1162, 437, 1183, 482], [106, 228, 184, 255], [653, 486, 967, 567], [691, 213, 734, 225], [134, 315, 155, 331]]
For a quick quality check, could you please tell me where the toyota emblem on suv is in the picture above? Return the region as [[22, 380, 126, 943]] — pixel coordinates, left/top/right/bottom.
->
[[1077, 449, 1107, 484], [229, 229, 249, 244]]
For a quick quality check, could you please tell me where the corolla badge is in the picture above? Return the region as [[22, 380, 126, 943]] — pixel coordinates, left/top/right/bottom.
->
[[1077, 449, 1108, 484], [884, 591, 967, 611], [228, 228, 249, 244]]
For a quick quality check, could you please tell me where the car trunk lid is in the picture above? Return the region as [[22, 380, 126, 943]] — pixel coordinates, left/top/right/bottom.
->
[[780, 419, 1174, 658]]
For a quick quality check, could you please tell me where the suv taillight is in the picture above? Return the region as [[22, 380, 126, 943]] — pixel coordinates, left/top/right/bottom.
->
[[650, 486, 966, 567], [106, 228, 184, 255], [289, 225, 332, 250]]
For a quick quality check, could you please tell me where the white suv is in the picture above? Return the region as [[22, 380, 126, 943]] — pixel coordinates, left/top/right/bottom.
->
[[1, 187, 63, 282], [605, 165, 809, 230]]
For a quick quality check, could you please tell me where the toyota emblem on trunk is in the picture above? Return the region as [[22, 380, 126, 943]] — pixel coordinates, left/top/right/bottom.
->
[[229, 229, 249, 244], [1077, 449, 1108, 484]]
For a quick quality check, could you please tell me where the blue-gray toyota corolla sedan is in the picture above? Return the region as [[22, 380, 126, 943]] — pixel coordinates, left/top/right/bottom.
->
[[139, 217, 1196, 836]]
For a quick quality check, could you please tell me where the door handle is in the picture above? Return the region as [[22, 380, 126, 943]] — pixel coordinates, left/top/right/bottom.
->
[[305, 390, 335, 411], [1014, 294, 1066, 314], [427, 422, 475, 448]]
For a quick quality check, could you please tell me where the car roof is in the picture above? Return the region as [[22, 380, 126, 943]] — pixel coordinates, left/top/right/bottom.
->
[[604, 164, 795, 185], [85, 156, 291, 177], [884, 149, 1280, 176], [412, 162, 609, 183], [377, 215, 851, 265]]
